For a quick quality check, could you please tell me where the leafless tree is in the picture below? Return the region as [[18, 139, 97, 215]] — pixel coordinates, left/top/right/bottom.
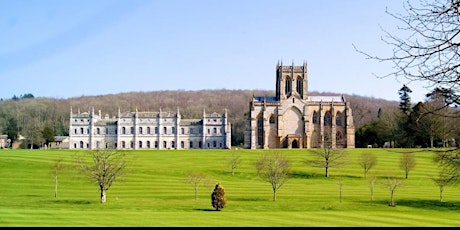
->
[[336, 176, 344, 203], [358, 153, 378, 178], [355, 0, 460, 113], [383, 174, 405, 207], [184, 172, 211, 200], [305, 135, 348, 178], [51, 157, 64, 198], [368, 175, 377, 201], [400, 152, 416, 179], [430, 170, 454, 202], [75, 149, 127, 204], [227, 150, 242, 176], [255, 151, 290, 201]]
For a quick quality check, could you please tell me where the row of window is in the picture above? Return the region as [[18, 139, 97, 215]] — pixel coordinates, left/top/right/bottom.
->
[[73, 126, 224, 135], [284, 76, 303, 96], [73, 140, 224, 149], [262, 112, 344, 126]]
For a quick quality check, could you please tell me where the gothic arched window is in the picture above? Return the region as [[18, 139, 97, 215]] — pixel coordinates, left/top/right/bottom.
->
[[257, 115, 264, 146], [296, 76, 303, 96], [285, 76, 292, 95]]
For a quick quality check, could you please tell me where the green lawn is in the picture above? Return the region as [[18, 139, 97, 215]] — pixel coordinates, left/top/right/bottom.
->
[[0, 148, 459, 226]]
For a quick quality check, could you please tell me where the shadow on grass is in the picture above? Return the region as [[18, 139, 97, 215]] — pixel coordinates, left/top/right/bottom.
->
[[231, 197, 269, 202], [194, 208, 220, 211], [362, 199, 460, 211], [47, 199, 92, 205], [290, 171, 323, 179]]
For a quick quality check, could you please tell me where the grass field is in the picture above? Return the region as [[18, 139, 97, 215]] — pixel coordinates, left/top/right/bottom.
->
[[0, 148, 459, 226]]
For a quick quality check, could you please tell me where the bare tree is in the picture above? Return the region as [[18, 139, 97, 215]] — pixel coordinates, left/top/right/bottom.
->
[[430, 170, 454, 202], [255, 151, 290, 201], [227, 150, 242, 176], [368, 175, 377, 201], [383, 174, 405, 207], [184, 172, 211, 200], [358, 153, 378, 178], [354, 0, 460, 110], [433, 148, 460, 187], [305, 136, 347, 177], [75, 149, 127, 204], [336, 176, 344, 203], [399, 152, 416, 179], [51, 157, 64, 198]]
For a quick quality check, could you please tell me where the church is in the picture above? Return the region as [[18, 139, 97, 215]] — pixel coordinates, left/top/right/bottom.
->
[[244, 61, 355, 149]]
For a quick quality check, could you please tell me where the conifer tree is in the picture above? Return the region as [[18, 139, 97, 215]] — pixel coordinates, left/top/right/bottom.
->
[[211, 182, 227, 211]]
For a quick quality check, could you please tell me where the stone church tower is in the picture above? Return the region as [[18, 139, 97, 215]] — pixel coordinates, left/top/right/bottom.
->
[[244, 61, 355, 149]]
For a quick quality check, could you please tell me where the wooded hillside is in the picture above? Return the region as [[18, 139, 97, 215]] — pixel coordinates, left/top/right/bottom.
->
[[0, 89, 398, 146]]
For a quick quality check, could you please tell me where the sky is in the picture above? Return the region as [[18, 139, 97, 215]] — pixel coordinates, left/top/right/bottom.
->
[[0, 0, 432, 102]]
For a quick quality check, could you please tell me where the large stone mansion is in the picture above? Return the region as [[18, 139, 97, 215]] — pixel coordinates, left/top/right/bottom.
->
[[69, 107, 231, 150], [244, 61, 355, 149]]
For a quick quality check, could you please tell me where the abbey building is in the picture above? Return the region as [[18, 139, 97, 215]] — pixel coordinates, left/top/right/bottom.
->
[[244, 61, 355, 149], [69, 108, 231, 150]]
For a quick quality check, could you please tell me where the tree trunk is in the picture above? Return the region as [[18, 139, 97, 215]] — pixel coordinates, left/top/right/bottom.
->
[[54, 175, 58, 198], [439, 186, 443, 202], [100, 187, 106, 204], [325, 166, 329, 178], [389, 190, 395, 206], [273, 190, 277, 201]]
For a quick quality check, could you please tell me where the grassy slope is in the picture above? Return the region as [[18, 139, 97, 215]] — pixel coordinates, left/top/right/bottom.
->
[[0, 148, 459, 226]]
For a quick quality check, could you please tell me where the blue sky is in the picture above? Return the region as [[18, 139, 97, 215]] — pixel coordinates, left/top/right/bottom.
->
[[0, 0, 430, 102]]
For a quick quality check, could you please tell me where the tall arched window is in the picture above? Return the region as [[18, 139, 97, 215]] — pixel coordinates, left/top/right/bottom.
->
[[296, 76, 303, 96], [139, 127, 143, 134], [312, 111, 318, 124], [336, 112, 342, 126], [285, 76, 292, 95], [147, 127, 151, 134], [122, 127, 126, 135], [324, 111, 332, 126], [257, 116, 264, 146], [269, 114, 275, 124]]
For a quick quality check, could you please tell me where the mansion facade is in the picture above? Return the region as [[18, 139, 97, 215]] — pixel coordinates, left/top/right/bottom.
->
[[244, 61, 355, 149], [69, 107, 231, 150]]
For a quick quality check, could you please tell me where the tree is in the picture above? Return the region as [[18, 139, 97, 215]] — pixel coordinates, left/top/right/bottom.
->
[[398, 85, 412, 115], [4, 117, 18, 147], [42, 126, 55, 147], [354, 0, 460, 109], [255, 151, 290, 201], [399, 152, 416, 179], [336, 176, 344, 203], [75, 149, 127, 204], [358, 153, 378, 178], [433, 149, 460, 185], [305, 135, 348, 177], [383, 174, 404, 207], [368, 175, 377, 201], [184, 172, 210, 200], [227, 150, 242, 176], [51, 157, 64, 198], [430, 170, 454, 202], [211, 182, 227, 211]]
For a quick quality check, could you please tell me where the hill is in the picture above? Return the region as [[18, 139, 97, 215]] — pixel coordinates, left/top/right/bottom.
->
[[0, 89, 398, 146]]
